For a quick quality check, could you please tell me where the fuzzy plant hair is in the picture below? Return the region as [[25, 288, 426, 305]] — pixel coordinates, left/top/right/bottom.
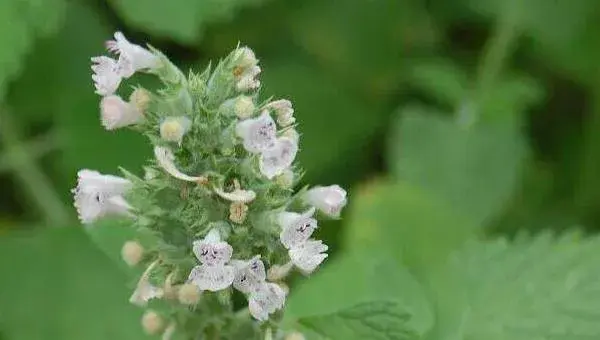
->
[[73, 32, 348, 340]]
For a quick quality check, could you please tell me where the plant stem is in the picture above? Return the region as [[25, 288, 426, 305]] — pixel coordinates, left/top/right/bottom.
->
[[0, 131, 60, 173], [0, 108, 70, 226], [473, 1, 521, 118]]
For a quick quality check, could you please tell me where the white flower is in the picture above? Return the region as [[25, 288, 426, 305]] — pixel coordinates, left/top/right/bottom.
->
[[259, 137, 298, 179], [159, 116, 192, 145], [154, 146, 206, 182], [188, 229, 235, 292], [304, 185, 347, 218], [100, 95, 143, 130], [289, 240, 328, 274], [72, 169, 133, 224], [235, 111, 277, 153], [278, 207, 318, 249], [266, 99, 295, 127], [130, 261, 164, 306], [236, 65, 261, 92], [106, 31, 159, 76], [91, 56, 122, 96], [248, 282, 286, 321], [232, 255, 267, 294], [234, 95, 255, 119], [214, 187, 256, 203]]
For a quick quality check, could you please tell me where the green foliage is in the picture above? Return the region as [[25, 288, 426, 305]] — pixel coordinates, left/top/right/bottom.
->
[[389, 106, 527, 226], [450, 231, 600, 340], [108, 0, 264, 45], [0, 227, 144, 340], [285, 251, 433, 339], [0, 0, 65, 96], [298, 301, 418, 340]]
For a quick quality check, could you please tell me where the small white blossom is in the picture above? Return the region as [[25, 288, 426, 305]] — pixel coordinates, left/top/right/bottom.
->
[[232, 255, 267, 294], [106, 31, 159, 76], [100, 95, 143, 130], [289, 240, 328, 274], [160, 116, 192, 145], [72, 169, 133, 224], [248, 282, 286, 321], [304, 185, 347, 218], [266, 99, 295, 127], [91, 56, 122, 96], [236, 111, 277, 153], [130, 261, 164, 306], [278, 207, 318, 249], [236, 65, 261, 92], [188, 229, 235, 291], [154, 146, 206, 182], [259, 137, 298, 179], [234, 95, 255, 119], [214, 187, 256, 203]]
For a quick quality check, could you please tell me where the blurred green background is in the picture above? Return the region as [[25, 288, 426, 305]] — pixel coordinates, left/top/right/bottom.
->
[[2, 0, 600, 339]]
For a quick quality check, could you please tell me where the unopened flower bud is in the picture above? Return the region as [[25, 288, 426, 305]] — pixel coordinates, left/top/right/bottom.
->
[[129, 88, 151, 114], [100, 95, 143, 130], [282, 128, 300, 144], [234, 46, 258, 70], [229, 202, 249, 224], [275, 170, 294, 189], [141, 310, 164, 335], [267, 262, 293, 281], [121, 240, 144, 266], [178, 283, 201, 305], [234, 95, 255, 119], [267, 99, 295, 127], [304, 185, 347, 218], [160, 116, 192, 145], [285, 332, 306, 340]]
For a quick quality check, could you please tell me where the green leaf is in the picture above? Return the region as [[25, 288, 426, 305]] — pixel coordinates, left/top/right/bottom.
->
[[298, 301, 419, 340], [408, 58, 469, 108], [0, 226, 145, 340], [452, 231, 600, 340], [343, 180, 476, 273], [289, 0, 438, 97], [108, 0, 264, 45], [389, 106, 527, 226], [285, 251, 433, 338], [0, 0, 65, 96]]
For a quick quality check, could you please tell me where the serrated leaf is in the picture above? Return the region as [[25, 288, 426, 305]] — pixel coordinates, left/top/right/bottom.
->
[[108, 0, 265, 45], [453, 231, 600, 340], [0, 0, 65, 96], [299, 301, 419, 340], [389, 106, 527, 226], [285, 251, 434, 338], [0, 226, 145, 339]]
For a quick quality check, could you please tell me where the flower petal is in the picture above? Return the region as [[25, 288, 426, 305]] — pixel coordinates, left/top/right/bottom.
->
[[278, 208, 318, 249], [214, 187, 256, 203], [189, 265, 235, 292], [259, 137, 298, 179], [235, 111, 276, 153], [154, 146, 205, 182], [289, 239, 328, 274]]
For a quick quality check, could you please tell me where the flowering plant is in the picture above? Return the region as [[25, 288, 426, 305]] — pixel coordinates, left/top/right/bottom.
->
[[73, 32, 347, 339]]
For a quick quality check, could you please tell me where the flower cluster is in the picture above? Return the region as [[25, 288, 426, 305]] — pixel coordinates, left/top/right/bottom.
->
[[73, 32, 348, 339]]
